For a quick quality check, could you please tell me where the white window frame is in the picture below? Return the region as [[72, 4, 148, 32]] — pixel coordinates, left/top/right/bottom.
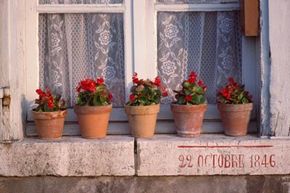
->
[[25, 0, 133, 123], [132, 0, 258, 131], [25, 0, 258, 135]]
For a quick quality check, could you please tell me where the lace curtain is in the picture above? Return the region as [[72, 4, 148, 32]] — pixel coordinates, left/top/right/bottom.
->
[[39, 13, 125, 107], [158, 11, 241, 104], [39, 0, 241, 106]]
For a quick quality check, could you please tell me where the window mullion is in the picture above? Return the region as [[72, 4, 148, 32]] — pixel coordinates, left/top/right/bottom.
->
[[123, 0, 133, 101], [133, 0, 157, 79]]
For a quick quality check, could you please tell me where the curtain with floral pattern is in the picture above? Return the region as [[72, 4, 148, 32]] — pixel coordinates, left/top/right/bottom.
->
[[157, 11, 241, 104], [39, 12, 125, 107], [39, 0, 241, 107]]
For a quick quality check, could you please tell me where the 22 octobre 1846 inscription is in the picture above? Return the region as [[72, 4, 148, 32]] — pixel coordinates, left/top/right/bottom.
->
[[177, 145, 276, 170]]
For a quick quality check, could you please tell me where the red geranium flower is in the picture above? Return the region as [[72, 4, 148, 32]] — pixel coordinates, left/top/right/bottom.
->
[[188, 71, 197, 84], [36, 89, 46, 98], [129, 94, 136, 102], [185, 95, 192, 102], [108, 93, 113, 101], [97, 77, 104, 85], [132, 72, 139, 84], [47, 99, 54, 109], [219, 88, 231, 100], [78, 79, 96, 93], [154, 76, 161, 87]]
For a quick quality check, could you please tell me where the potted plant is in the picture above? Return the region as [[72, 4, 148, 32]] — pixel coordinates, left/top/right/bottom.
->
[[74, 77, 113, 139], [171, 71, 207, 137], [33, 88, 67, 139], [125, 73, 167, 138], [217, 77, 253, 136]]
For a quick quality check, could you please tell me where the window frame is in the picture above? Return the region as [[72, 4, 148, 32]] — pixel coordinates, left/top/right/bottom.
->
[[25, 0, 134, 122], [25, 0, 259, 136], [133, 0, 259, 122]]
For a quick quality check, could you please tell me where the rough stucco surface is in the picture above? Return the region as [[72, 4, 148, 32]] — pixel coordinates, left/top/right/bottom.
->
[[269, 0, 290, 136], [0, 136, 135, 176], [0, 176, 290, 193]]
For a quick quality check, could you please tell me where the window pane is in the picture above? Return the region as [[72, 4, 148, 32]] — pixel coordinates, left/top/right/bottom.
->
[[157, 11, 242, 104], [157, 0, 238, 4], [39, 0, 123, 4], [39, 13, 125, 107]]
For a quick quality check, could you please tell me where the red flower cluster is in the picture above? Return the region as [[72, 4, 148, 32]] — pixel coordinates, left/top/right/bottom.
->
[[218, 77, 238, 100], [217, 77, 252, 104], [128, 73, 168, 105], [129, 94, 135, 102], [36, 88, 54, 109], [76, 77, 113, 106], [133, 72, 139, 84], [160, 85, 168, 97], [76, 78, 98, 93], [188, 71, 197, 84], [185, 95, 192, 102], [108, 93, 113, 101], [219, 87, 231, 100], [154, 76, 161, 87], [97, 77, 104, 85], [173, 71, 207, 105]]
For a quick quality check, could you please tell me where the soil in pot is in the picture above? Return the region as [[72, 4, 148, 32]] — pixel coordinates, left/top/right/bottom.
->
[[33, 110, 67, 139], [125, 104, 160, 138], [171, 104, 207, 137], [74, 105, 112, 139], [217, 103, 253, 136]]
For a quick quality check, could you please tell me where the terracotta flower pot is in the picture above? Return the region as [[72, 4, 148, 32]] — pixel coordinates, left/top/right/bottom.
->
[[74, 105, 112, 139], [217, 103, 253, 136], [33, 110, 67, 139], [125, 104, 160, 138], [171, 104, 207, 137]]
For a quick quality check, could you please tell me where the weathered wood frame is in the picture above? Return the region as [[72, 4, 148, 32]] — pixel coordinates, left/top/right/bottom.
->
[[0, 0, 25, 143]]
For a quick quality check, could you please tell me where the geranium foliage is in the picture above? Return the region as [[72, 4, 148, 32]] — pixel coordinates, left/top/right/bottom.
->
[[217, 77, 252, 104], [76, 77, 112, 106], [126, 73, 168, 106], [34, 88, 66, 112], [173, 71, 207, 105]]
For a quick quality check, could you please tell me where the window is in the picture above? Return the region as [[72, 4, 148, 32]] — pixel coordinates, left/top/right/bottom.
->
[[25, 0, 259, 135]]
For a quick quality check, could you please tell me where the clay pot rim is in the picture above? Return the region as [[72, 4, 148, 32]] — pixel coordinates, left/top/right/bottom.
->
[[217, 103, 253, 111], [74, 104, 113, 114], [171, 103, 207, 113], [125, 104, 160, 115], [32, 110, 67, 120]]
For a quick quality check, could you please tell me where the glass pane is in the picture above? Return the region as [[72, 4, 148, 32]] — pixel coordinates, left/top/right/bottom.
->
[[39, 13, 125, 107], [157, 11, 242, 104], [39, 0, 123, 4], [157, 0, 238, 4]]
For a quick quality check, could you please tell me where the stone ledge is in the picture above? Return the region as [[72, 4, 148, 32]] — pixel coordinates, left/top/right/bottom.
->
[[137, 134, 290, 176], [0, 136, 135, 176]]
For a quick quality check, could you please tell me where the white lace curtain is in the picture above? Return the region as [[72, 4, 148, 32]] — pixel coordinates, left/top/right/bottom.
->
[[39, 13, 125, 107], [39, 0, 241, 107], [158, 11, 241, 104]]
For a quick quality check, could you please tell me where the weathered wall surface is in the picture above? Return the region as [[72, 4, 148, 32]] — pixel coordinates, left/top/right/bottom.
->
[[0, 176, 290, 193], [0, 0, 9, 87], [269, 0, 290, 137]]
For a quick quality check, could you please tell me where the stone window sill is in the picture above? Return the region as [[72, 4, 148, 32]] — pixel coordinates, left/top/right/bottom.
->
[[0, 134, 290, 177], [0, 136, 135, 176]]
